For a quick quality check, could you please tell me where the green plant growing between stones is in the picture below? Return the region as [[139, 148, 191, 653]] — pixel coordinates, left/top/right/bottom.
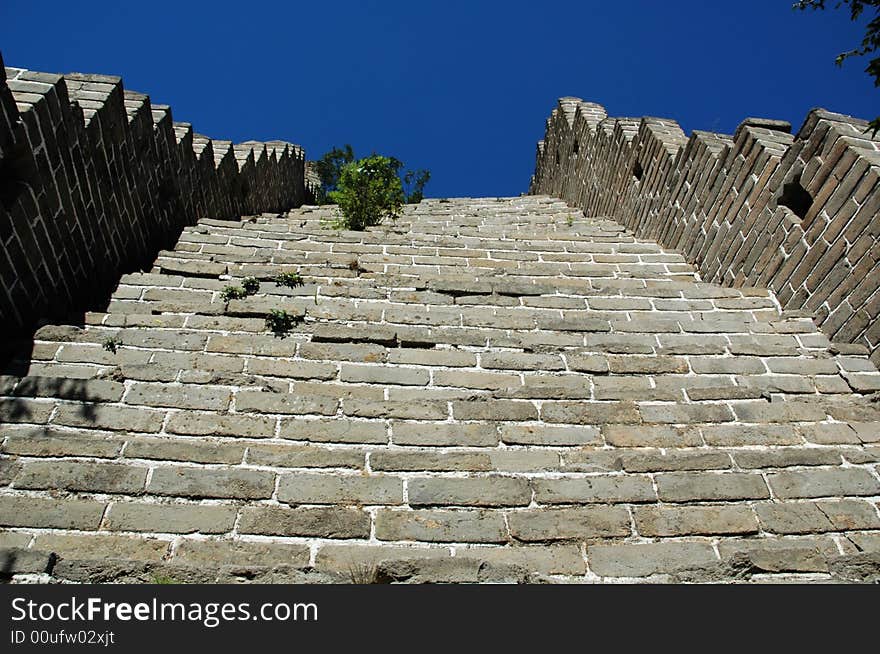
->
[[329, 155, 405, 231], [241, 277, 261, 295], [347, 562, 378, 584], [150, 574, 178, 584], [220, 285, 248, 302], [273, 271, 304, 288], [102, 337, 120, 354], [566, 214, 574, 226], [265, 309, 297, 338]]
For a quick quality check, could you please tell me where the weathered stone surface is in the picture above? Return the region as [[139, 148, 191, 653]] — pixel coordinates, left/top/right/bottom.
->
[[408, 477, 532, 507], [14, 461, 148, 494], [376, 509, 507, 543], [634, 505, 759, 536], [656, 472, 770, 502], [767, 468, 880, 499], [148, 467, 275, 499], [277, 473, 403, 505], [2, 185, 880, 584], [239, 506, 370, 538], [33, 534, 171, 562], [0, 496, 106, 530], [172, 539, 310, 567], [508, 506, 631, 541], [106, 502, 237, 534], [533, 475, 655, 504], [588, 542, 718, 577]]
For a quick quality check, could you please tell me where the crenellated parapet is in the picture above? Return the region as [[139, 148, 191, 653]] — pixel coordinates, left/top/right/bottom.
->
[[531, 97, 880, 365], [0, 53, 311, 334]]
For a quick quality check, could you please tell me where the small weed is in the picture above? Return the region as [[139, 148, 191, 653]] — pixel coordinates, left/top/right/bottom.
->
[[273, 271, 304, 288], [221, 285, 247, 302], [151, 574, 178, 585], [102, 337, 120, 354], [265, 309, 297, 338], [241, 277, 261, 295], [566, 214, 574, 226], [347, 562, 378, 584]]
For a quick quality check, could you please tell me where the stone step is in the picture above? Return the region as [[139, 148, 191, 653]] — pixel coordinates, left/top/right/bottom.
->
[[2, 196, 879, 583]]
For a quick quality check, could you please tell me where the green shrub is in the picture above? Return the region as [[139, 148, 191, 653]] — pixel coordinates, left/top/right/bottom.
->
[[265, 309, 297, 338], [221, 285, 247, 302], [241, 277, 261, 295], [102, 337, 120, 354], [273, 271, 304, 288], [329, 155, 406, 231]]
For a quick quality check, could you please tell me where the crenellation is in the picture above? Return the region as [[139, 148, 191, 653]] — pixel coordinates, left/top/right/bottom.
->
[[532, 97, 880, 366], [0, 57, 312, 336]]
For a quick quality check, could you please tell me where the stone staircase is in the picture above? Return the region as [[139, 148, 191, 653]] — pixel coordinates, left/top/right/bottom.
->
[[1, 196, 879, 583]]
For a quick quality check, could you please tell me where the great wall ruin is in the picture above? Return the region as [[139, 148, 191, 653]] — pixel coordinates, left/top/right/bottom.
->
[[1, 56, 879, 583]]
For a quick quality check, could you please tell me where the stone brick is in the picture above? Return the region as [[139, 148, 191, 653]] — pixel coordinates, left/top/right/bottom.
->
[[33, 533, 170, 562], [2, 426, 124, 458], [435, 370, 522, 390], [371, 450, 492, 472], [634, 505, 759, 536], [767, 468, 880, 499], [375, 509, 507, 543], [408, 477, 531, 507], [314, 544, 450, 573], [603, 424, 702, 447], [639, 402, 734, 424], [13, 377, 124, 402], [172, 539, 310, 567], [235, 391, 337, 415], [0, 398, 56, 424], [53, 404, 165, 432], [588, 541, 718, 577], [619, 449, 731, 472], [507, 506, 631, 541], [148, 467, 275, 499], [14, 461, 148, 494], [0, 496, 106, 530], [246, 358, 337, 380], [246, 444, 364, 469], [480, 352, 565, 371], [238, 506, 370, 538], [344, 399, 449, 419], [533, 475, 655, 504], [124, 438, 245, 464], [339, 364, 430, 385], [452, 400, 538, 421], [701, 424, 802, 446], [454, 544, 586, 575], [280, 418, 388, 444], [656, 472, 770, 501], [392, 421, 497, 447], [277, 473, 403, 505], [731, 401, 827, 423], [732, 448, 842, 469], [106, 502, 237, 534], [386, 348, 476, 367], [166, 412, 276, 438], [498, 423, 600, 446], [542, 401, 640, 424]]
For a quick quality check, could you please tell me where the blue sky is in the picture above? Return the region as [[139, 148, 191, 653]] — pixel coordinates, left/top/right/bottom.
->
[[1, 1, 875, 198]]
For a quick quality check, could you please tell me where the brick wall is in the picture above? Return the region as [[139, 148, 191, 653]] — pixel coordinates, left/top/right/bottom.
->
[[0, 53, 316, 335], [531, 97, 880, 366]]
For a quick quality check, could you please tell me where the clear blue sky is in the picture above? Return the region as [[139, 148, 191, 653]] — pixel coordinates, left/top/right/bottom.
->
[[1, 1, 875, 198]]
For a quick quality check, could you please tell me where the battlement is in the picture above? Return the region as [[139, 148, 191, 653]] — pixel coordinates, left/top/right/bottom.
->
[[0, 53, 315, 336], [530, 98, 880, 366]]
